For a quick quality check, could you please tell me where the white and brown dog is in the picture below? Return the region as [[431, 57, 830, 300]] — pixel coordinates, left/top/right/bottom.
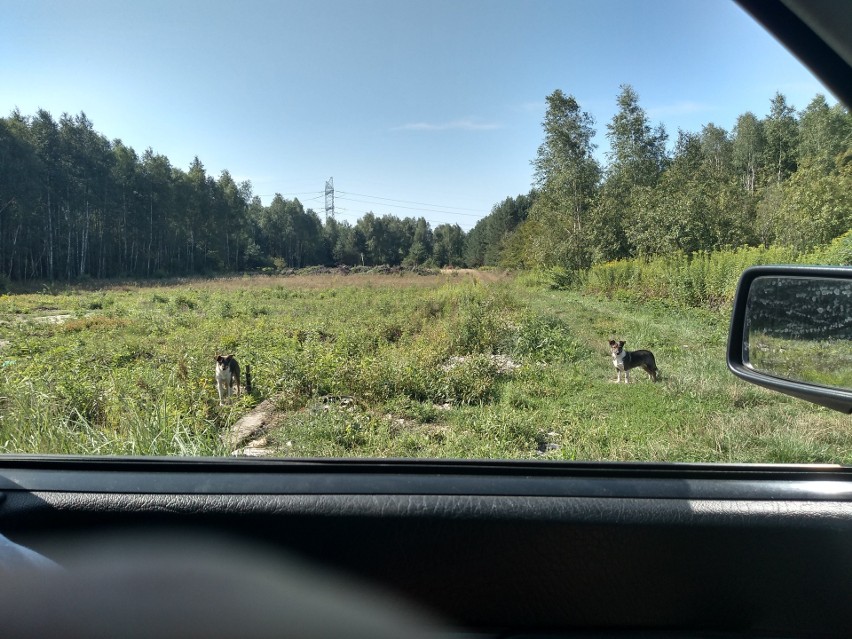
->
[[215, 354, 241, 405], [609, 340, 658, 383]]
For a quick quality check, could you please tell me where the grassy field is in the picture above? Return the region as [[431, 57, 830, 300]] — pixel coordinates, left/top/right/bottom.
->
[[748, 333, 852, 390], [0, 271, 849, 463]]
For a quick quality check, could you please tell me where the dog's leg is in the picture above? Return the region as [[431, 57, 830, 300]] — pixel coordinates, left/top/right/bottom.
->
[[217, 382, 225, 406], [624, 369, 630, 384], [641, 364, 657, 382]]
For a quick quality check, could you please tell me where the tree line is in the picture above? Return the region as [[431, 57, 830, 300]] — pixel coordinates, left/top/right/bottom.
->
[[0, 110, 466, 281], [1, 86, 850, 282], [470, 86, 851, 271]]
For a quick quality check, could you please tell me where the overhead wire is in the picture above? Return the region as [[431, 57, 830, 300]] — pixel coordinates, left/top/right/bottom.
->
[[336, 191, 484, 213], [335, 196, 483, 218], [253, 185, 487, 226]]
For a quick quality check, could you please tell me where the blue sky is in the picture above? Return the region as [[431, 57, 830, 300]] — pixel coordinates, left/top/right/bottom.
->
[[1, 0, 831, 230]]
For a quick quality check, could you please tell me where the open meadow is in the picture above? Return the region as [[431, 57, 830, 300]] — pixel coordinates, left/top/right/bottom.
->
[[0, 271, 849, 463]]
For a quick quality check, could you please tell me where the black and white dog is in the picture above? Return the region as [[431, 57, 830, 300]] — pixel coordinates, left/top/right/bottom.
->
[[609, 340, 658, 383], [215, 354, 241, 405]]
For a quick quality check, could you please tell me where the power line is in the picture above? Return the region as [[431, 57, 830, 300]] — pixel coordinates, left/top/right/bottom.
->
[[335, 207, 473, 230], [337, 190, 484, 213], [254, 186, 487, 223], [336, 195, 483, 218]]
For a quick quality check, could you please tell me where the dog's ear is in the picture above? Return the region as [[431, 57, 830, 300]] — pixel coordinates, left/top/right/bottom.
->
[[215, 355, 223, 363], [608, 340, 616, 346], [619, 341, 625, 348]]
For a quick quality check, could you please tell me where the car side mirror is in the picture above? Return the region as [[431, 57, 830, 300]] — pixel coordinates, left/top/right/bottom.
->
[[727, 266, 852, 414]]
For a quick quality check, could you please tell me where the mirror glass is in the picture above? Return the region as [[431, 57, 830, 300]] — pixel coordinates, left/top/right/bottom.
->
[[744, 276, 852, 389]]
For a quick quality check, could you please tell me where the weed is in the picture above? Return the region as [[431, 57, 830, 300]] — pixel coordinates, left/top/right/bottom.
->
[[0, 272, 847, 463]]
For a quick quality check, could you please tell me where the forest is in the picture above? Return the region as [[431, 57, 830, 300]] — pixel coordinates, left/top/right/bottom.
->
[[0, 84, 850, 283]]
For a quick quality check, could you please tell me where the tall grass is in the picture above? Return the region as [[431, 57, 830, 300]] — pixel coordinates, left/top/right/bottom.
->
[[581, 238, 850, 311], [0, 270, 848, 463], [805, 229, 852, 266], [0, 272, 546, 455], [2, 378, 227, 456]]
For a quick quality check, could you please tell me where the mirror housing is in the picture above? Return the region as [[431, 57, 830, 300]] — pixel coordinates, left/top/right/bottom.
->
[[727, 266, 852, 413]]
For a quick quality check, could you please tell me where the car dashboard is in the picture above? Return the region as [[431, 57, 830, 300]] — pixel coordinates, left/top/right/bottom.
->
[[1, 457, 851, 637]]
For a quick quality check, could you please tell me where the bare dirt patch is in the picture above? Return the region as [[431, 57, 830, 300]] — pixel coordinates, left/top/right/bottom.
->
[[226, 397, 281, 454]]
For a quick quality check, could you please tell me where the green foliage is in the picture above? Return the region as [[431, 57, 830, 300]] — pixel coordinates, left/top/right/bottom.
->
[[0, 273, 526, 453], [439, 355, 500, 405], [762, 92, 799, 186], [1, 272, 847, 463], [503, 312, 580, 363], [797, 94, 850, 174], [449, 288, 512, 354], [584, 245, 801, 309], [627, 132, 756, 256], [464, 193, 534, 268], [432, 223, 466, 267], [769, 160, 852, 251], [542, 266, 579, 291], [514, 87, 849, 269], [523, 90, 601, 272], [605, 84, 669, 188], [732, 111, 764, 194], [4, 87, 850, 282], [803, 229, 852, 265], [1, 109, 466, 280]]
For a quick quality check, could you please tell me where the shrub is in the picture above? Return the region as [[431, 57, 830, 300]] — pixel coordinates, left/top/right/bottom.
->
[[448, 289, 512, 354], [584, 245, 801, 309], [439, 354, 499, 404], [803, 229, 852, 266], [505, 313, 580, 363]]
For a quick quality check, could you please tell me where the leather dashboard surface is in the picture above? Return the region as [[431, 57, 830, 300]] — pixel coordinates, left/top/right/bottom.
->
[[1, 459, 851, 636]]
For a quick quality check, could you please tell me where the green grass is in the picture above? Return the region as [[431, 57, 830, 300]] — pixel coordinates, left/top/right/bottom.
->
[[0, 271, 849, 463], [749, 333, 852, 389], [581, 240, 850, 312]]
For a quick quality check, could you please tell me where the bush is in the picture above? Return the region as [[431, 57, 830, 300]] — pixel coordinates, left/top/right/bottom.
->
[[439, 354, 499, 404], [448, 289, 512, 354], [505, 313, 580, 363], [547, 266, 581, 290], [803, 229, 852, 266], [584, 245, 801, 309]]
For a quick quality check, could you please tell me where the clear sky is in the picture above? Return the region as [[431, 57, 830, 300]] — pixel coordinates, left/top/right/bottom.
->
[[0, 0, 831, 230]]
